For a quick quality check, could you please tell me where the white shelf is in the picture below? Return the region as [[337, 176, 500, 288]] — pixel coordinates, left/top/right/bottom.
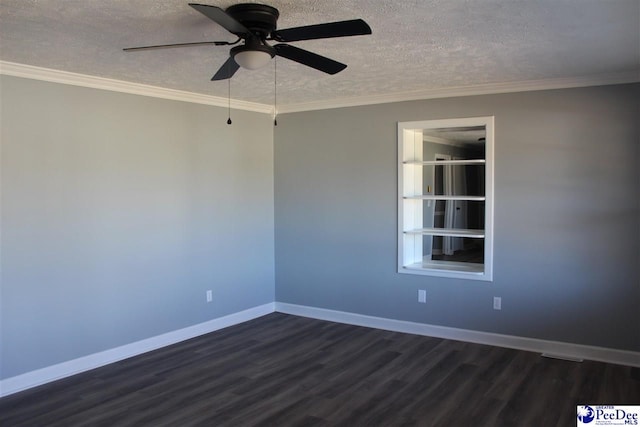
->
[[403, 195, 486, 201], [404, 228, 485, 238], [403, 159, 486, 166], [403, 260, 484, 274]]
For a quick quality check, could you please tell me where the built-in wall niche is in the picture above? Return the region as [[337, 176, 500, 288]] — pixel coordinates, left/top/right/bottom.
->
[[397, 117, 494, 281]]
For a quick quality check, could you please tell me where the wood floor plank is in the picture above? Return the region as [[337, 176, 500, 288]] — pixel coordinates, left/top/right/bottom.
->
[[1, 313, 638, 426]]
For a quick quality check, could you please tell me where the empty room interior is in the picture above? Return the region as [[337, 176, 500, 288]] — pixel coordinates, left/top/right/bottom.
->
[[1, 0, 639, 425]]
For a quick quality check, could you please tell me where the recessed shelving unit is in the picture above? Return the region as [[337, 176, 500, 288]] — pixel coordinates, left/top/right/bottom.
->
[[398, 117, 494, 281]]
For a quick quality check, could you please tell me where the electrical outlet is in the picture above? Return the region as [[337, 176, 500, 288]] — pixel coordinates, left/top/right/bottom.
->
[[493, 296, 501, 310], [418, 289, 427, 303], [206, 290, 213, 303]]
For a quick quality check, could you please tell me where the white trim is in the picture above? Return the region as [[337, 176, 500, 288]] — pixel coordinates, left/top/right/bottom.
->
[[274, 302, 640, 368], [0, 303, 275, 397], [277, 71, 640, 113], [0, 61, 272, 114], [1, 61, 637, 114]]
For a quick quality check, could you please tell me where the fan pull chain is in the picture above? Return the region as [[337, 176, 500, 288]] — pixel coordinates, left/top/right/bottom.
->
[[227, 76, 232, 125], [273, 57, 278, 127]]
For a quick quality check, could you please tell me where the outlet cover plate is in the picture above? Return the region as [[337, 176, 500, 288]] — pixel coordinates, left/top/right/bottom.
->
[[418, 289, 427, 303]]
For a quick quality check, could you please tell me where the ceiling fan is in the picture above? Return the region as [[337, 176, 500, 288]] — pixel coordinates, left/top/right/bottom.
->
[[124, 3, 372, 81]]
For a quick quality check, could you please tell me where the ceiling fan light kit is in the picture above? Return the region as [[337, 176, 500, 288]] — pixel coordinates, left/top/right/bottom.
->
[[231, 41, 275, 70], [124, 2, 372, 79]]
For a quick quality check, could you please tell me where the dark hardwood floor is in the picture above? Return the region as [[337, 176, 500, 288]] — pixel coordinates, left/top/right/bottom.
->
[[1, 313, 638, 426]]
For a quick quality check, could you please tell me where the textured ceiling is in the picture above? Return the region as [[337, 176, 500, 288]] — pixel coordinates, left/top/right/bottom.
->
[[1, 0, 639, 107]]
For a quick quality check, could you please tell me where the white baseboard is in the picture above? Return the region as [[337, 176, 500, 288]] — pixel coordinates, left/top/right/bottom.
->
[[0, 303, 275, 397], [275, 302, 640, 368], [3, 301, 637, 397]]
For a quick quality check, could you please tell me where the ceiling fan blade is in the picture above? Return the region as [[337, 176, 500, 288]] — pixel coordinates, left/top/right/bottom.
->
[[211, 57, 240, 81], [272, 19, 371, 42], [274, 44, 346, 75], [123, 40, 233, 52], [189, 3, 250, 35]]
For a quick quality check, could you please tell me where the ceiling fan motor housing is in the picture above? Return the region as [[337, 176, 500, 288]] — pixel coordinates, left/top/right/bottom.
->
[[225, 3, 280, 38]]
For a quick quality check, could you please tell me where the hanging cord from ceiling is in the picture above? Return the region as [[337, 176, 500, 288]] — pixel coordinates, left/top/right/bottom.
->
[[226, 79, 232, 125], [273, 56, 278, 127], [227, 60, 232, 125]]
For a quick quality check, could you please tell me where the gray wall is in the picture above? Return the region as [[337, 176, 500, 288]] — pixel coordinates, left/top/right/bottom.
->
[[2, 77, 637, 382], [274, 84, 640, 352], [0, 76, 275, 379]]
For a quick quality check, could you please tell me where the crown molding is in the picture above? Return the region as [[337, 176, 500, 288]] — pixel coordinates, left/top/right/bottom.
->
[[277, 71, 640, 113], [2, 61, 637, 115], [0, 61, 272, 114]]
